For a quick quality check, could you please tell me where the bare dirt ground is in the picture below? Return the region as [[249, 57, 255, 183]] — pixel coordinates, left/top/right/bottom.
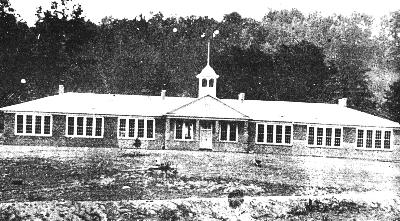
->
[[1, 145, 400, 220]]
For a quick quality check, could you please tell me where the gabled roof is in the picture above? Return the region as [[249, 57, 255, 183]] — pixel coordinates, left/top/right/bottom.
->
[[1, 92, 399, 128], [196, 64, 219, 79], [166, 95, 248, 120]]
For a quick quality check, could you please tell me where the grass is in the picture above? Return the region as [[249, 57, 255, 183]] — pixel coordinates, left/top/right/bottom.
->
[[0, 146, 400, 202]]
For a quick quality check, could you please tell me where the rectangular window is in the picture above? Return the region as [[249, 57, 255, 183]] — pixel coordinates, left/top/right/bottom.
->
[[266, 125, 274, 143], [35, 116, 42, 134], [229, 123, 237, 142], [176, 121, 183, 139], [147, 120, 154, 138], [25, 115, 33, 134], [119, 119, 126, 137], [284, 126, 291, 144], [95, 118, 102, 137], [325, 128, 332, 146], [67, 117, 74, 135], [220, 122, 237, 142], [175, 120, 193, 140], [220, 122, 228, 141], [334, 128, 341, 146], [316, 127, 323, 145], [128, 119, 135, 137], [366, 130, 373, 148], [44, 116, 51, 135], [384, 131, 391, 149], [375, 130, 382, 148], [16, 115, 24, 133], [357, 129, 364, 147], [184, 122, 193, 139], [257, 124, 264, 143], [138, 119, 144, 138], [77, 117, 84, 136], [86, 117, 93, 136], [308, 127, 314, 145], [276, 125, 282, 143], [15, 114, 52, 136]]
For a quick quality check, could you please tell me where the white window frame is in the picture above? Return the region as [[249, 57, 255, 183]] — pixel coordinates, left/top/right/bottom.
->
[[117, 117, 155, 140], [175, 120, 194, 141], [219, 121, 238, 142], [307, 125, 343, 148], [356, 127, 392, 150], [15, 113, 52, 136], [65, 115, 104, 138], [255, 123, 293, 145]]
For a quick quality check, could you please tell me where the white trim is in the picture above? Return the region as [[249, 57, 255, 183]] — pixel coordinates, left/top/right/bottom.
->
[[307, 125, 343, 148], [175, 120, 194, 141], [14, 113, 52, 136], [117, 117, 155, 140], [219, 121, 238, 142], [356, 127, 392, 150], [65, 115, 104, 138], [255, 123, 293, 145]]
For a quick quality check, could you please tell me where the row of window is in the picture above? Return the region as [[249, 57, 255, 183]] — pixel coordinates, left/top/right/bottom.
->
[[356, 129, 391, 149], [13, 115, 394, 149]]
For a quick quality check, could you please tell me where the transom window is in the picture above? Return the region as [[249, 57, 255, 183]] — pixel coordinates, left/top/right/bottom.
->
[[307, 126, 342, 147], [15, 114, 52, 136], [220, 121, 237, 142], [118, 118, 155, 139], [356, 128, 391, 149], [256, 123, 292, 145], [175, 120, 194, 140], [66, 116, 103, 138]]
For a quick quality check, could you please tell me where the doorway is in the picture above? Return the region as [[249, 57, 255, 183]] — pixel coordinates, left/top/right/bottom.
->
[[200, 121, 213, 150]]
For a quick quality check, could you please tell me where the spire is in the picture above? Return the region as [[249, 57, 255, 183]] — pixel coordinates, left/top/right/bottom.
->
[[207, 41, 210, 65]]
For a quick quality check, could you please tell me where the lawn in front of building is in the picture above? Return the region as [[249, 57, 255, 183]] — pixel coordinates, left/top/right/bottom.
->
[[0, 146, 399, 202]]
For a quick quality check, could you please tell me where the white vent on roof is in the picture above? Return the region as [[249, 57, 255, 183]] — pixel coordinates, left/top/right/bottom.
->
[[59, 85, 64, 95], [238, 93, 245, 103], [338, 98, 347, 107], [161, 90, 166, 100]]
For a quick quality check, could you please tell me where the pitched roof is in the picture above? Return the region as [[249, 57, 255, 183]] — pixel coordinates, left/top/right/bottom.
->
[[1, 92, 399, 128]]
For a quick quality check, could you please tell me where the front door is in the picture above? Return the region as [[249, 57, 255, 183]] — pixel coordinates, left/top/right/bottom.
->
[[200, 121, 213, 150]]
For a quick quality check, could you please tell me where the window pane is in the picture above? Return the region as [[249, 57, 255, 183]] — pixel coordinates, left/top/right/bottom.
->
[[276, 125, 282, 143], [17, 115, 24, 133], [366, 130, 373, 148], [334, 128, 341, 146], [44, 116, 51, 135], [308, 127, 314, 145], [26, 115, 33, 134], [128, 119, 135, 137], [77, 117, 84, 135], [119, 119, 126, 137], [86, 117, 93, 136], [34, 116, 42, 134], [316, 127, 323, 145], [257, 124, 264, 143], [285, 126, 291, 144], [202, 79, 207, 87], [67, 117, 74, 135], [267, 125, 274, 143], [229, 123, 237, 141], [220, 122, 227, 141], [95, 118, 102, 136], [357, 130, 364, 147], [384, 131, 391, 149], [138, 119, 144, 138], [375, 130, 381, 148], [184, 122, 193, 139], [209, 79, 214, 87], [325, 128, 332, 146], [147, 120, 154, 138], [175, 121, 183, 139]]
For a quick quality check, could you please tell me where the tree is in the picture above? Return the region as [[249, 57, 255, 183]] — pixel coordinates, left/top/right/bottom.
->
[[385, 80, 400, 122]]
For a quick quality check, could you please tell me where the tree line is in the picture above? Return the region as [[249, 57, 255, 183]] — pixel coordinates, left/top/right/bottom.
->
[[2, 0, 400, 122]]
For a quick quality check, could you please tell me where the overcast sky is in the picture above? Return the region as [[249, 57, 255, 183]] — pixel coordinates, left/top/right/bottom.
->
[[9, 0, 400, 26]]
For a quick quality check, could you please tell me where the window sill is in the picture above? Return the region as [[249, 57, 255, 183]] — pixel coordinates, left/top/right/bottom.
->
[[174, 139, 195, 141], [255, 142, 292, 146], [355, 147, 392, 151], [15, 133, 52, 137], [219, 140, 238, 143], [65, 135, 104, 139], [118, 137, 155, 140], [308, 145, 342, 149]]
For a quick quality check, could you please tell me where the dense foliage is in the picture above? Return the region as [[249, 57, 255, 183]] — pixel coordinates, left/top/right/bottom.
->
[[1, 0, 400, 121]]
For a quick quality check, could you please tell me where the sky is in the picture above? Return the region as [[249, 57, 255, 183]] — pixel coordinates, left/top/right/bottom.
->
[[9, 0, 400, 26]]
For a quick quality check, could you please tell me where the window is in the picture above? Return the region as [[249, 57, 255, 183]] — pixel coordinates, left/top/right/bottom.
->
[[118, 118, 155, 139], [256, 123, 292, 145], [202, 79, 207, 87], [15, 114, 52, 136], [209, 79, 214, 87], [66, 116, 103, 138], [356, 128, 392, 149], [220, 121, 237, 142], [175, 120, 194, 140], [307, 126, 342, 147]]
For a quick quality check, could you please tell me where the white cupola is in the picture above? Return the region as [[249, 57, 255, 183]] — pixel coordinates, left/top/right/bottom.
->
[[196, 42, 219, 98]]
